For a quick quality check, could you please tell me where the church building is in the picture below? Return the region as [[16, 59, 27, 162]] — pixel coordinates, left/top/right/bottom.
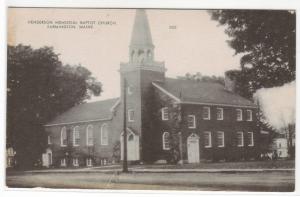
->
[[43, 9, 259, 168]]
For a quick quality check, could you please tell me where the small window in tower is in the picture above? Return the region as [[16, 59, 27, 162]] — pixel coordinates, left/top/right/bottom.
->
[[128, 109, 134, 122]]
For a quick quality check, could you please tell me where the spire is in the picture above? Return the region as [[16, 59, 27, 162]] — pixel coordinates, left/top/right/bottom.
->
[[130, 9, 153, 48]]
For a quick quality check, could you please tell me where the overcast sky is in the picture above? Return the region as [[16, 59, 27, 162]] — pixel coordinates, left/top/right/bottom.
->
[[8, 8, 242, 101]]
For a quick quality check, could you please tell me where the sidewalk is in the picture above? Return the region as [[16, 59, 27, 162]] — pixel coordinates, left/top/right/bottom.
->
[[23, 166, 295, 174]]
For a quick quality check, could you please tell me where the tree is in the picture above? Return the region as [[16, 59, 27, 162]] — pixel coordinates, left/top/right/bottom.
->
[[7, 44, 102, 169], [177, 72, 225, 85], [209, 10, 296, 98]]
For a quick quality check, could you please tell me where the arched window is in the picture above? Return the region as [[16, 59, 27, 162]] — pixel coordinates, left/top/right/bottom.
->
[[60, 127, 67, 147], [101, 124, 108, 145], [162, 132, 170, 150], [86, 125, 94, 146], [128, 133, 134, 141], [73, 126, 80, 146]]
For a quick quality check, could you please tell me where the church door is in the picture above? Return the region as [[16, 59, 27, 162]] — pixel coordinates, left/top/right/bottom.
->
[[187, 133, 200, 163], [120, 131, 140, 161]]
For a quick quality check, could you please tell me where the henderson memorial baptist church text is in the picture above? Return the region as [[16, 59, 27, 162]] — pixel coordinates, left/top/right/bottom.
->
[[42, 9, 259, 168]]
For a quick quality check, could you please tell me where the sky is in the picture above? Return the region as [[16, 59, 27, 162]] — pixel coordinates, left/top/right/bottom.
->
[[8, 8, 242, 101], [7, 8, 295, 130]]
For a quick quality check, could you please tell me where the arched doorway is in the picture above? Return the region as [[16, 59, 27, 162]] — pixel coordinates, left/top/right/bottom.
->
[[120, 129, 140, 161], [187, 133, 200, 163]]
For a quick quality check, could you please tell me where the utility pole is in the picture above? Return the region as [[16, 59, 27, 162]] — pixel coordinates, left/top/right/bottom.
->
[[122, 78, 128, 172]]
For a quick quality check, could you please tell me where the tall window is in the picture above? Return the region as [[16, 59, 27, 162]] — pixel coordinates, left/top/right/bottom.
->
[[86, 158, 93, 167], [161, 107, 169, 120], [246, 110, 253, 121], [73, 126, 80, 146], [236, 109, 243, 121], [204, 131, 212, 148], [216, 108, 224, 120], [187, 115, 196, 128], [128, 109, 134, 122], [203, 107, 210, 120], [237, 132, 244, 147], [101, 124, 108, 145], [60, 158, 66, 167], [86, 125, 94, 146], [48, 135, 52, 145], [73, 158, 79, 166], [248, 132, 254, 146], [162, 132, 170, 150], [217, 131, 225, 147], [60, 127, 67, 147]]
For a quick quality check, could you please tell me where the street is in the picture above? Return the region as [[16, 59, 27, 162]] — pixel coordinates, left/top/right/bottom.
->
[[6, 170, 294, 192]]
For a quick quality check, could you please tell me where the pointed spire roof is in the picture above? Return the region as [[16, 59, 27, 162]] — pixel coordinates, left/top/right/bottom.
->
[[130, 9, 153, 47]]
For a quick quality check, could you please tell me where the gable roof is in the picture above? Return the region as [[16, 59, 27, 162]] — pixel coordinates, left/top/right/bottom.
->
[[153, 78, 257, 108], [45, 98, 120, 126]]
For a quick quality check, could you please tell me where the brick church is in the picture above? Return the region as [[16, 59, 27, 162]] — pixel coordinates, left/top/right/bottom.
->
[[43, 9, 259, 168]]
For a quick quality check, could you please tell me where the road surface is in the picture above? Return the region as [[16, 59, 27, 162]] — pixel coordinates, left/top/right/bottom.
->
[[6, 171, 294, 192]]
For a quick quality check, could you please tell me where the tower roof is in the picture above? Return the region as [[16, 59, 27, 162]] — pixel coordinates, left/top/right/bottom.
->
[[130, 9, 153, 47]]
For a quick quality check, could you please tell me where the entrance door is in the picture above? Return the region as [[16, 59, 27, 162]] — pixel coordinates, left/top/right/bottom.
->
[[42, 148, 52, 167], [120, 131, 140, 161], [187, 133, 200, 163]]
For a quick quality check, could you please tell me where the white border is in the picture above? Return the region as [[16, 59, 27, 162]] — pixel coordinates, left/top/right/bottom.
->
[[2, 0, 300, 197]]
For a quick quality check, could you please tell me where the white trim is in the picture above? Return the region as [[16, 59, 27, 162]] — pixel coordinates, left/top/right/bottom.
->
[[236, 109, 243, 121], [152, 82, 181, 102], [161, 107, 169, 121], [248, 132, 254, 146], [216, 108, 224, 120], [45, 118, 111, 127], [47, 135, 52, 145], [60, 127, 67, 147], [187, 115, 196, 128], [237, 132, 244, 147], [203, 107, 211, 120], [204, 131, 212, 148], [86, 124, 94, 146], [176, 101, 257, 109], [128, 109, 134, 122], [60, 158, 66, 167], [246, 110, 253, 121], [110, 99, 120, 112], [86, 158, 93, 167], [217, 131, 225, 148], [162, 132, 171, 150], [101, 124, 109, 146], [73, 126, 80, 147], [73, 158, 79, 167]]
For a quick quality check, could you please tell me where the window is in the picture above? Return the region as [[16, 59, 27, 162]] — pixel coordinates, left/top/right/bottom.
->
[[246, 110, 253, 121], [248, 132, 254, 146], [216, 108, 223, 120], [60, 127, 67, 147], [48, 135, 52, 145], [162, 132, 170, 150], [86, 125, 94, 146], [203, 107, 210, 120], [237, 132, 244, 147], [73, 158, 79, 166], [86, 158, 92, 167], [204, 131, 212, 148], [127, 86, 133, 95], [128, 109, 134, 122], [236, 109, 243, 121], [217, 131, 225, 147], [101, 124, 108, 145], [161, 107, 169, 120], [73, 126, 80, 146], [187, 115, 196, 128], [60, 158, 66, 167]]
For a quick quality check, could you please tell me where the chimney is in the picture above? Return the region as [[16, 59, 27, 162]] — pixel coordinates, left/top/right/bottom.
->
[[224, 70, 237, 92]]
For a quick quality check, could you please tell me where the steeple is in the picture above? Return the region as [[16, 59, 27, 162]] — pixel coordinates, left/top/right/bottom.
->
[[130, 9, 154, 48], [129, 9, 155, 63]]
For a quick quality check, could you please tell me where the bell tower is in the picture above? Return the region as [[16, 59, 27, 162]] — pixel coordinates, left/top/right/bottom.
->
[[120, 9, 166, 162]]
